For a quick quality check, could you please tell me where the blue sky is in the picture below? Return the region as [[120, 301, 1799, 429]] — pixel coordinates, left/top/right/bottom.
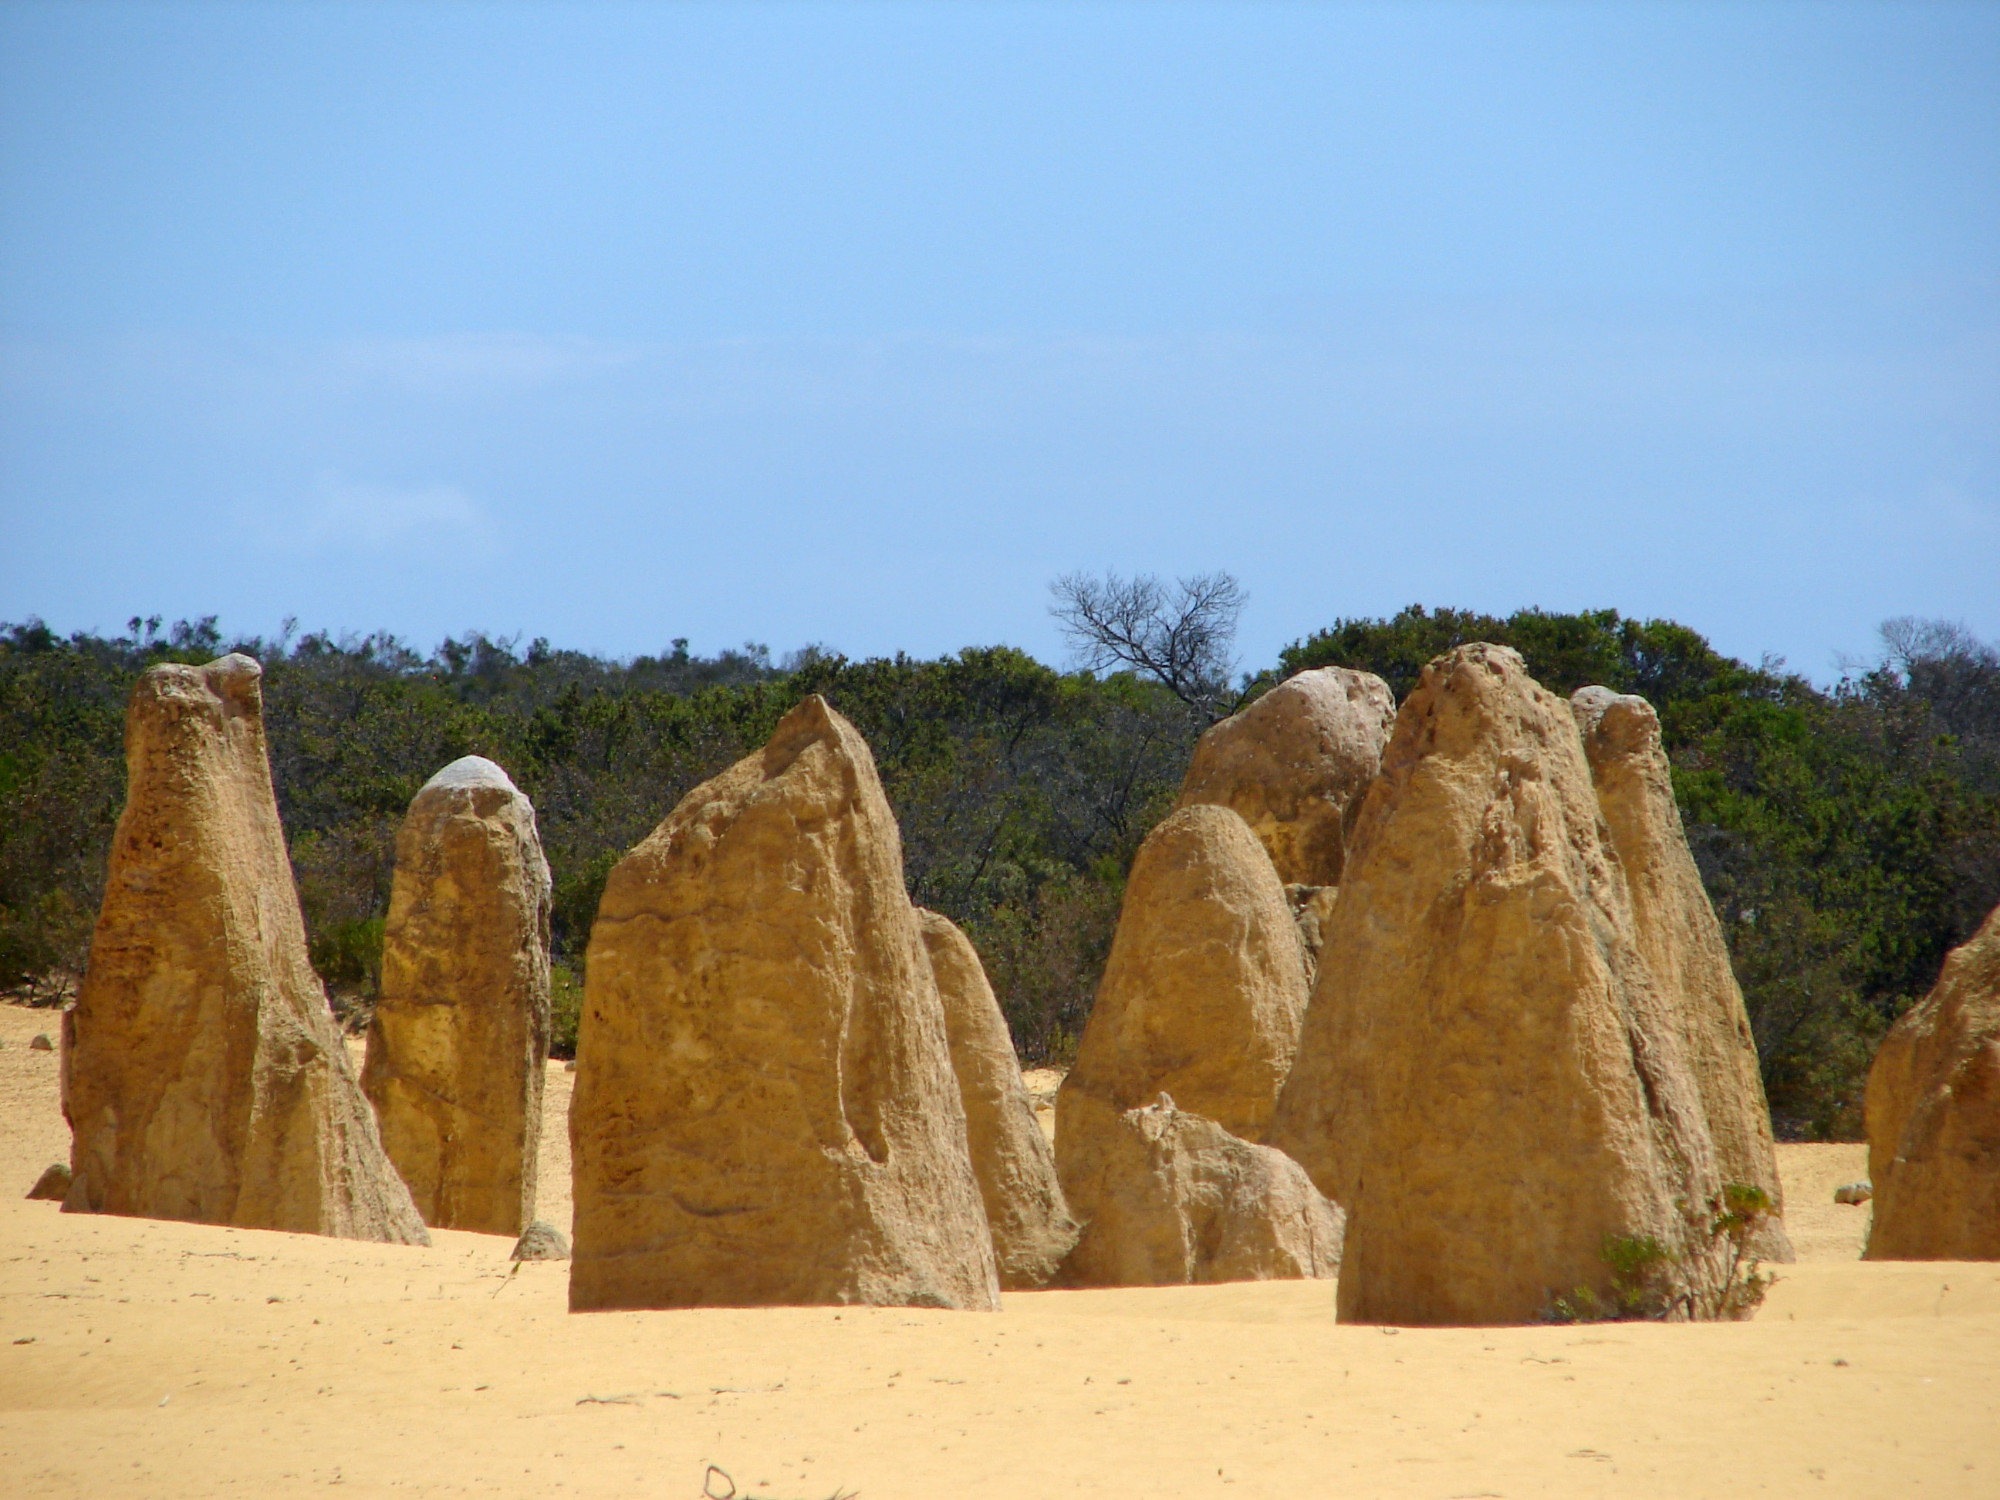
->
[[2, 2, 1995, 680]]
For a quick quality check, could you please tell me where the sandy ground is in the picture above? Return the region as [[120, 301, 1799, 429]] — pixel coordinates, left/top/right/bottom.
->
[[4, 1000, 1997, 1499]]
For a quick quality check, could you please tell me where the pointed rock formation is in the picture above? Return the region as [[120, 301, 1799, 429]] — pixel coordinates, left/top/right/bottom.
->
[[62, 655, 427, 1244], [1057, 804, 1308, 1150], [570, 696, 1000, 1312], [1175, 666, 1395, 887], [1571, 686, 1793, 1263], [362, 756, 552, 1237], [1059, 1094, 1342, 1286], [1270, 645, 1724, 1325], [1864, 902, 2000, 1261], [918, 908, 1078, 1289]]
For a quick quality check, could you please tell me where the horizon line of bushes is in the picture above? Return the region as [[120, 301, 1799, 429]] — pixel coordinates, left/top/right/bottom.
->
[[3, 603, 1995, 1141]]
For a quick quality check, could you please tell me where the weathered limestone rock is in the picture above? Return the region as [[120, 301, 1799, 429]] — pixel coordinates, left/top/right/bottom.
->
[[62, 655, 428, 1244], [1270, 644, 1724, 1325], [1864, 902, 2000, 1260], [1059, 1093, 1342, 1286], [1571, 686, 1793, 1262], [1056, 804, 1308, 1155], [362, 756, 552, 1237], [918, 908, 1078, 1289], [570, 696, 1000, 1312], [1176, 666, 1395, 887]]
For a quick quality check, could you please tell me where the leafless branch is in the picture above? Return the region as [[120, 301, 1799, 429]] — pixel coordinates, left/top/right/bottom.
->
[[1048, 570, 1246, 718]]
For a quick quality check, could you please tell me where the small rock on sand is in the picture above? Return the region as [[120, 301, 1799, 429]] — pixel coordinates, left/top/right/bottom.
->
[[1834, 1181, 1873, 1206], [511, 1220, 570, 1261], [26, 1162, 72, 1200], [29, 1034, 52, 1051]]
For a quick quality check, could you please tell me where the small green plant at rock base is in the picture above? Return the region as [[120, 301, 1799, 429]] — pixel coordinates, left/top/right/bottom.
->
[[1548, 1233, 1677, 1322], [1544, 1184, 1777, 1323], [1698, 1182, 1777, 1321]]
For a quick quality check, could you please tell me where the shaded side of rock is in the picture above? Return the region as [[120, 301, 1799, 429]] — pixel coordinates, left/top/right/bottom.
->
[[1864, 902, 2000, 1260], [570, 695, 999, 1312], [363, 755, 552, 1237], [1176, 666, 1396, 887], [1571, 685, 1794, 1264], [1058, 803, 1307, 1155], [918, 908, 1078, 1289], [1058, 1093, 1342, 1286], [62, 655, 428, 1244], [1270, 644, 1723, 1325]]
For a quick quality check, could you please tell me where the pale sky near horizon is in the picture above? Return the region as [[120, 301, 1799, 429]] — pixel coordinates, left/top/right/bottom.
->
[[2, 2, 1995, 681]]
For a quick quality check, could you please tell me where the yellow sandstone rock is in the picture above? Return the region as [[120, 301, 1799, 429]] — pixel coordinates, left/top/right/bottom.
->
[[918, 909, 1078, 1289], [569, 696, 1000, 1312], [1175, 666, 1395, 887], [362, 756, 552, 1237], [1571, 686, 1793, 1263], [62, 655, 428, 1244], [1271, 645, 1724, 1325], [1865, 901, 2000, 1261]]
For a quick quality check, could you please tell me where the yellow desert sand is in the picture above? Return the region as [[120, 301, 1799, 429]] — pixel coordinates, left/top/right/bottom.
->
[[3, 1003, 1997, 1498]]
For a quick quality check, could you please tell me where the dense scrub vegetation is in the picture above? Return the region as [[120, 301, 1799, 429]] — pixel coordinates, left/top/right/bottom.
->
[[4, 604, 1994, 1139]]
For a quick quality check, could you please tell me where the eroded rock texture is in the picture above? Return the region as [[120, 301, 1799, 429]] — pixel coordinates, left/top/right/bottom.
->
[[1176, 666, 1395, 887], [62, 655, 428, 1244], [1571, 686, 1793, 1263], [1058, 1094, 1342, 1286], [918, 909, 1078, 1289], [1865, 902, 2000, 1261], [362, 756, 552, 1237], [1270, 645, 1724, 1325], [570, 696, 1000, 1311]]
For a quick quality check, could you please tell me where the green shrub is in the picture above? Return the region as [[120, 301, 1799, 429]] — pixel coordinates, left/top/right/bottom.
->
[[1546, 1183, 1777, 1323], [5, 608, 1995, 1103], [1698, 1183, 1778, 1321], [1548, 1233, 1678, 1323], [548, 961, 584, 1059], [309, 915, 384, 994]]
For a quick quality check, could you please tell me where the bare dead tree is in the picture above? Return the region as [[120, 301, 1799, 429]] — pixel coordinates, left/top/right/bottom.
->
[[1048, 569, 1246, 719]]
